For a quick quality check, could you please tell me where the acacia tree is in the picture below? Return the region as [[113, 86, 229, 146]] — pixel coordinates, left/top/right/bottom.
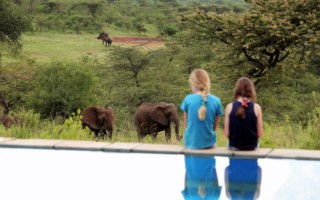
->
[[109, 46, 151, 88], [106, 46, 153, 108], [0, 0, 30, 115], [0, 61, 35, 115], [83, 2, 102, 18], [42, 1, 60, 14], [0, 0, 29, 45], [181, 0, 320, 84]]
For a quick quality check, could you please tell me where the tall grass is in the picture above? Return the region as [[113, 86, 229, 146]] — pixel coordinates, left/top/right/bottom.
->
[[260, 109, 320, 149], [2, 108, 319, 149]]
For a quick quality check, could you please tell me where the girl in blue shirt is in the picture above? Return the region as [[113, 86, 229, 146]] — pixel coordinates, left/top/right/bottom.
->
[[181, 69, 223, 149]]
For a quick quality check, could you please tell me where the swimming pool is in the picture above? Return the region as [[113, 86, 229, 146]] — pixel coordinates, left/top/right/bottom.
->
[[0, 147, 319, 200]]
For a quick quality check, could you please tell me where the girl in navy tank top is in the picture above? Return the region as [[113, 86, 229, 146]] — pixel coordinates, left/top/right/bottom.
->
[[224, 77, 263, 150]]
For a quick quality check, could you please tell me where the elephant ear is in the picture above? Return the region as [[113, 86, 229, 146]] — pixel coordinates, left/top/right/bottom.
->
[[150, 105, 169, 126], [81, 107, 100, 129]]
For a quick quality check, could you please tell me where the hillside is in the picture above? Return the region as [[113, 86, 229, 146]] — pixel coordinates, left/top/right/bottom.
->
[[0, 0, 320, 149]]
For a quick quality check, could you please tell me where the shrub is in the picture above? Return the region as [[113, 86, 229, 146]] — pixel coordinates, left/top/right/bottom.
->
[[29, 61, 98, 118], [42, 110, 90, 140]]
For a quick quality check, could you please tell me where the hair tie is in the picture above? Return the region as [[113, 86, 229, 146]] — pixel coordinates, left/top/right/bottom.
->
[[202, 99, 207, 107], [241, 97, 248, 108]]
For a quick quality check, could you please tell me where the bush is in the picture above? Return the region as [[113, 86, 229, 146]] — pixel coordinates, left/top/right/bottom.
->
[[41, 110, 90, 140], [29, 61, 98, 118], [163, 25, 179, 36]]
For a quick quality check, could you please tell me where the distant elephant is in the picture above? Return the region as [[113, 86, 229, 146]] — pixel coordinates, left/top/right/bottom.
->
[[0, 115, 20, 128], [134, 102, 182, 142], [81, 106, 114, 140], [97, 32, 112, 46]]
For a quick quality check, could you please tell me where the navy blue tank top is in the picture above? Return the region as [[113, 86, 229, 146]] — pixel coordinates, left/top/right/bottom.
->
[[229, 101, 258, 150]]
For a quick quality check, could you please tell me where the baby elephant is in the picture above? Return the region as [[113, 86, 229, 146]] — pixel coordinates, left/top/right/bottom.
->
[[0, 115, 20, 128], [81, 106, 114, 140], [134, 102, 182, 142]]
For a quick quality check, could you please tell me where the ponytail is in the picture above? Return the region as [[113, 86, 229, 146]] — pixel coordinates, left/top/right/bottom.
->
[[233, 77, 256, 119], [188, 68, 211, 121], [236, 97, 248, 119], [198, 88, 208, 121]]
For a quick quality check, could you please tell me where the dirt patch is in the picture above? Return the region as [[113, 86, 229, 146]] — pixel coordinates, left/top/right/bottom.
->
[[113, 37, 162, 43], [112, 37, 165, 48]]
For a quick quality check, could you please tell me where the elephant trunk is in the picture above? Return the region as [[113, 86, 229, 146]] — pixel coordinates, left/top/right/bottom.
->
[[172, 115, 182, 141]]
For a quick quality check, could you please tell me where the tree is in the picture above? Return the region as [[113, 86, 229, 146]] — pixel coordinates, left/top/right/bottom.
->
[[83, 2, 102, 18], [66, 3, 80, 16], [66, 15, 89, 34], [109, 46, 151, 88], [181, 0, 320, 84], [0, 60, 35, 115], [42, 1, 60, 14], [133, 20, 147, 35], [105, 46, 154, 108], [29, 62, 98, 118], [0, 0, 31, 114], [163, 25, 179, 36], [106, 0, 117, 6], [0, 0, 29, 45]]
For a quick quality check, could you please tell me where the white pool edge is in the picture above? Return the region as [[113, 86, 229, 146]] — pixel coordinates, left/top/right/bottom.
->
[[0, 137, 319, 160]]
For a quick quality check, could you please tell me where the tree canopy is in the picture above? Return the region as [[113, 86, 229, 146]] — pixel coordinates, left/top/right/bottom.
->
[[0, 0, 29, 44], [181, 0, 320, 84]]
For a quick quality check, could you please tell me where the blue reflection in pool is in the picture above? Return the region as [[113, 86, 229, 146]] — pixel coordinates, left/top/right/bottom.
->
[[1, 148, 320, 200], [182, 155, 222, 199], [225, 158, 262, 200]]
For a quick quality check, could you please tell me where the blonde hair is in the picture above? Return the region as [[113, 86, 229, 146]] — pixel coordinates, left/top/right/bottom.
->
[[189, 69, 211, 121]]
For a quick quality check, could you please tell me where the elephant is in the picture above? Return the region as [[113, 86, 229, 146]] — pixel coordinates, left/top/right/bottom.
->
[[0, 115, 20, 128], [134, 102, 182, 142], [80, 106, 114, 140], [97, 32, 112, 46]]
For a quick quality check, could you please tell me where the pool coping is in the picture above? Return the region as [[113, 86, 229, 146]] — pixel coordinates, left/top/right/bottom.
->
[[0, 137, 319, 160]]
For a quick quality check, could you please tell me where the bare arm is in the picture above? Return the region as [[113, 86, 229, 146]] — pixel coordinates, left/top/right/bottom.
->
[[224, 103, 232, 138], [214, 116, 220, 131], [254, 104, 263, 138], [183, 112, 187, 129]]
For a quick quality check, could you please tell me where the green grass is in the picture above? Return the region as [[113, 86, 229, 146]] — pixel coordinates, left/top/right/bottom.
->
[[1, 116, 320, 149], [20, 32, 164, 63], [21, 33, 106, 63]]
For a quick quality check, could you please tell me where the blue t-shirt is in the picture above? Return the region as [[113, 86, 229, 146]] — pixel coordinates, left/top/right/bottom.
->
[[182, 155, 222, 200], [181, 94, 223, 149]]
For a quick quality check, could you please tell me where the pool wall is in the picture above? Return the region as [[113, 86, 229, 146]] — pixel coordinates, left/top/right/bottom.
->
[[0, 137, 320, 160]]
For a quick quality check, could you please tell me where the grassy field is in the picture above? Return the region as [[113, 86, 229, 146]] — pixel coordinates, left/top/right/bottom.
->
[[21, 32, 165, 63], [21, 33, 108, 63]]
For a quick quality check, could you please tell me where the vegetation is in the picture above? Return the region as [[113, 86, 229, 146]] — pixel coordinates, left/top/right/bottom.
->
[[0, 0, 320, 149]]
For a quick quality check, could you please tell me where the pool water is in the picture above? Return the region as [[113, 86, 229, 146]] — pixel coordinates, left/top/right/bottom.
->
[[0, 148, 319, 200]]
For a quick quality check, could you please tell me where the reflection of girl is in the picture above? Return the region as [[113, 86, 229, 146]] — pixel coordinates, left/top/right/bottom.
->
[[181, 69, 223, 149], [224, 77, 263, 150], [225, 158, 262, 200], [182, 155, 221, 200]]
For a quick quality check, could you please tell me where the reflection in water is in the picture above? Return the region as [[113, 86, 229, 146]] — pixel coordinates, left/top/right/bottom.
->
[[182, 155, 222, 200], [225, 158, 262, 200]]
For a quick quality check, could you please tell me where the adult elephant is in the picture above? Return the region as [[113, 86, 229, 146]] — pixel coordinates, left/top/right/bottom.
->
[[81, 106, 114, 140], [134, 102, 182, 142]]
